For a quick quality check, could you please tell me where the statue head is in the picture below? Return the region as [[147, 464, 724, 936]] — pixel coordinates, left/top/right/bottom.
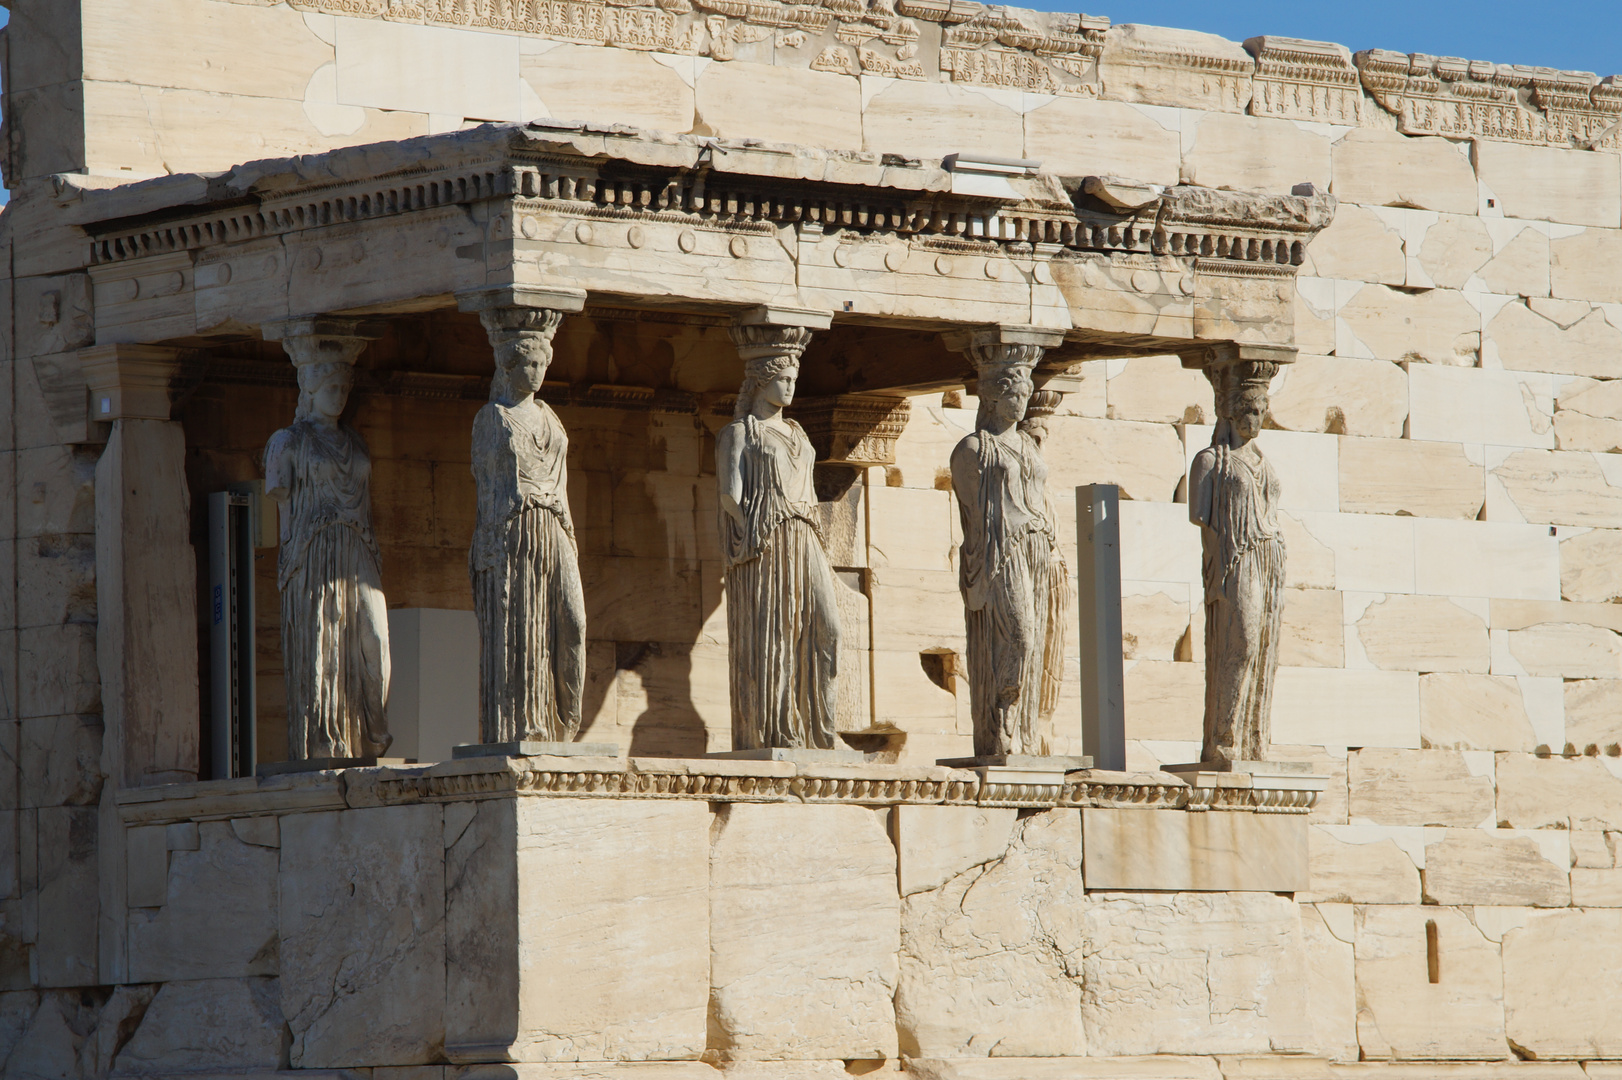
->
[[294, 359, 355, 424], [977, 368, 1035, 430], [483, 307, 563, 404], [1208, 360, 1279, 446], [968, 342, 1041, 432], [730, 324, 812, 420]]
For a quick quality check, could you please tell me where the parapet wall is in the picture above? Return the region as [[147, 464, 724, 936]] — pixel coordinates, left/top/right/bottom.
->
[[5, 1, 1622, 1077]]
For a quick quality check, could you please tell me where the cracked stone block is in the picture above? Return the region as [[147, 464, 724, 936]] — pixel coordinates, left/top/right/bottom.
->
[[279, 803, 445, 1069], [1353, 905, 1503, 1061], [1503, 909, 1622, 1059], [111, 977, 285, 1076], [128, 819, 279, 983], [896, 808, 1084, 1058], [1081, 892, 1310, 1056], [1421, 829, 1570, 908], [1347, 750, 1495, 828], [709, 802, 898, 1061]]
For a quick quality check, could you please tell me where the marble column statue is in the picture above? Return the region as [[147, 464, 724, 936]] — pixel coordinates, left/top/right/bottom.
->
[[949, 335, 1069, 758], [468, 301, 587, 745], [263, 318, 392, 761], [1189, 358, 1287, 765], [717, 314, 841, 750]]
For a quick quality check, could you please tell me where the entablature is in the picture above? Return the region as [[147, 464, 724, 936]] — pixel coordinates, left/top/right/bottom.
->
[[64, 121, 1334, 371]]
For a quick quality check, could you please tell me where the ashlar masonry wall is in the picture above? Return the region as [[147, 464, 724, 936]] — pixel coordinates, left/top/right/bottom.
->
[[4, 0, 1622, 1073]]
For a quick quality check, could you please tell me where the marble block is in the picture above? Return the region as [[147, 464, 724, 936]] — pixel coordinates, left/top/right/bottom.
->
[[1082, 891, 1310, 1056], [279, 804, 446, 1069], [444, 798, 709, 1064], [1503, 909, 1622, 1059], [709, 802, 899, 1060], [1082, 807, 1309, 892], [1352, 905, 1504, 1060], [896, 809, 1086, 1058], [127, 820, 279, 983], [110, 977, 286, 1075]]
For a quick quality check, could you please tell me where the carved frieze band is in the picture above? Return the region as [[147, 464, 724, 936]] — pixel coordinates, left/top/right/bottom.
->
[[114, 764, 1320, 823], [345, 765, 1321, 813], [258, 0, 1618, 145]]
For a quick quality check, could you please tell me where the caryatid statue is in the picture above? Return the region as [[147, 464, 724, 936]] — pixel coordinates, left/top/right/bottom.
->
[[949, 333, 1070, 759], [1189, 355, 1287, 765], [717, 313, 841, 751], [467, 296, 587, 745], [263, 318, 392, 761]]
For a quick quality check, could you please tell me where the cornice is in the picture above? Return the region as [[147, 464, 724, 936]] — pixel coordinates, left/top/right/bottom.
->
[[114, 758, 1322, 824], [74, 123, 1336, 277]]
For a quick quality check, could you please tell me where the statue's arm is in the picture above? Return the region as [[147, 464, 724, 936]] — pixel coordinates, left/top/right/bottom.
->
[[1188, 447, 1216, 530], [949, 436, 981, 530], [263, 428, 293, 503], [716, 422, 746, 525]]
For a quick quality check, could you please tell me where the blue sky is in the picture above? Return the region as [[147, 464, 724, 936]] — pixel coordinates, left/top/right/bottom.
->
[[1062, 0, 1620, 76]]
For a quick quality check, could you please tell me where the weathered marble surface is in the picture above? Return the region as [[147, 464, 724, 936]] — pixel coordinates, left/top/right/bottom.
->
[[278, 804, 445, 1068], [1190, 360, 1286, 764], [469, 300, 587, 744], [950, 335, 1068, 758], [264, 321, 392, 761], [896, 808, 1085, 1058], [708, 802, 898, 1060], [717, 319, 841, 751]]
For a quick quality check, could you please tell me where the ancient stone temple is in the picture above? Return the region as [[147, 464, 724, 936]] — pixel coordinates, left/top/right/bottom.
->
[[3, 0, 1622, 1076]]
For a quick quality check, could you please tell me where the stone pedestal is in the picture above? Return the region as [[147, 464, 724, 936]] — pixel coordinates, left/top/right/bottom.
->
[[1162, 759, 1314, 775], [1160, 763, 1329, 814], [938, 754, 1094, 771], [708, 748, 871, 764], [453, 742, 621, 759], [256, 757, 391, 776]]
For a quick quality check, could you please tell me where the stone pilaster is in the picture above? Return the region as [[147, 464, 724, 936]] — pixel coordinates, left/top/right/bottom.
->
[[79, 344, 199, 790], [78, 343, 197, 986]]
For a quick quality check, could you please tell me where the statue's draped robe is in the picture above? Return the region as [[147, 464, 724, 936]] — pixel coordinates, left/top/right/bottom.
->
[[1197, 442, 1286, 763], [721, 415, 840, 750], [267, 420, 392, 759], [471, 399, 586, 743], [954, 429, 1068, 758]]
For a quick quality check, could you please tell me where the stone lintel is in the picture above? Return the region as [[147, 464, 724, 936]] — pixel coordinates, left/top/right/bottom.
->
[[456, 285, 588, 315], [78, 343, 184, 421], [737, 304, 834, 330]]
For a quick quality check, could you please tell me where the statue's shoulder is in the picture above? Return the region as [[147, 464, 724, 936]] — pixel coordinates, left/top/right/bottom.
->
[[717, 415, 748, 447], [952, 429, 982, 455], [265, 421, 309, 459]]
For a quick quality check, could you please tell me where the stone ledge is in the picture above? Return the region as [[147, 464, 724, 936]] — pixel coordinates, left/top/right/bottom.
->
[[114, 759, 1323, 824]]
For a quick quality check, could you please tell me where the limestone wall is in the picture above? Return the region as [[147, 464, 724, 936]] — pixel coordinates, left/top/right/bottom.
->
[[5, 0, 1622, 1075]]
